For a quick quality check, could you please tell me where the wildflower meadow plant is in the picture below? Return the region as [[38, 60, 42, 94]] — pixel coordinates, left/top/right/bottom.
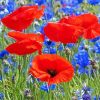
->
[[0, 0, 100, 100]]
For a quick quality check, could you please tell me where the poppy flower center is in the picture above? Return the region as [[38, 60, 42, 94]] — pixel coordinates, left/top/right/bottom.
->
[[47, 70, 57, 77]]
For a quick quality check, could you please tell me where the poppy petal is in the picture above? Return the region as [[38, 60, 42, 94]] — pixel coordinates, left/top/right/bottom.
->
[[8, 31, 44, 42], [83, 23, 100, 39], [6, 39, 42, 55], [59, 15, 83, 26], [1, 5, 45, 31], [59, 13, 98, 29], [79, 13, 98, 28], [44, 22, 82, 43], [33, 5, 45, 19], [48, 69, 74, 85]]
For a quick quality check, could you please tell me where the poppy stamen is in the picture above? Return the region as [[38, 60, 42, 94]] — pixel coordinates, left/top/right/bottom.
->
[[47, 70, 57, 77]]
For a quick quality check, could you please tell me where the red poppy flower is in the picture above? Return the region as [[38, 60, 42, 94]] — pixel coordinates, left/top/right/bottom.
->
[[1, 5, 45, 31], [44, 22, 82, 44], [83, 23, 100, 39], [59, 13, 99, 39], [59, 15, 83, 26], [6, 31, 44, 55], [79, 13, 98, 28], [59, 13, 98, 28], [8, 31, 44, 42], [29, 54, 74, 85]]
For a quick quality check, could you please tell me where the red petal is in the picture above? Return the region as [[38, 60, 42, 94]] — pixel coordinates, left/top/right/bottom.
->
[[8, 31, 44, 42], [79, 13, 98, 28], [59, 13, 98, 29], [29, 67, 50, 81], [1, 5, 45, 31], [6, 39, 42, 55], [83, 23, 100, 39], [44, 22, 82, 43], [34, 5, 45, 19], [48, 69, 74, 85], [59, 15, 83, 26]]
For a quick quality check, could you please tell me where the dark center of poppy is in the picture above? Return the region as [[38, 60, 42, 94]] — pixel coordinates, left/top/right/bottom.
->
[[47, 70, 57, 77]]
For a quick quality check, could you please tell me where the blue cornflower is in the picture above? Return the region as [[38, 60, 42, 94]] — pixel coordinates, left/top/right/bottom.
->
[[0, 6, 8, 18], [0, 50, 9, 59], [6, 0, 15, 13], [71, 0, 80, 6], [82, 93, 91, 100], [82, 86, 91, 92], [60, 0, 81, 6], [0, 0, 15, 18], [78, 41, 87, 51], [78, 67, 89, 74], [72, 4, 83, 15], [44, 39, 56, 48], [40, 84, 49, 92], [93, 96, 97, 100], [43, 7, 54, 20], [78, 40, 92, 52], [75, 11, 82, 15], [66, 43, 75, 48], [50, 47, 56, 54], [72, 50, 90, 74], [60, 0, 67, 6], [59, 6, 74, 15], [73, 50, 89, 67], [43, 48, 49, 54], [33, 0, 46, 5], [3, 67, 9, 73], [0, 92, 4, 100], [0, 0, 15, 19], [43, 38, 56, 54], [87, 0, 100, 5], [57, 44, 64, 51], [50, 84, 56, 90], [77, 0, 83, 3], [40, 84, 56, 92], [59, 0, 83, 15], [75, 84, 93, 99], [7, 56, 16, 66], [0, 5, 5, 11], [93, 40, 100, 53], [43, 47, 57, 54], [38, 24, 46, 34], [93, 96, 100, 100], [90, 36, 100, 42]]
